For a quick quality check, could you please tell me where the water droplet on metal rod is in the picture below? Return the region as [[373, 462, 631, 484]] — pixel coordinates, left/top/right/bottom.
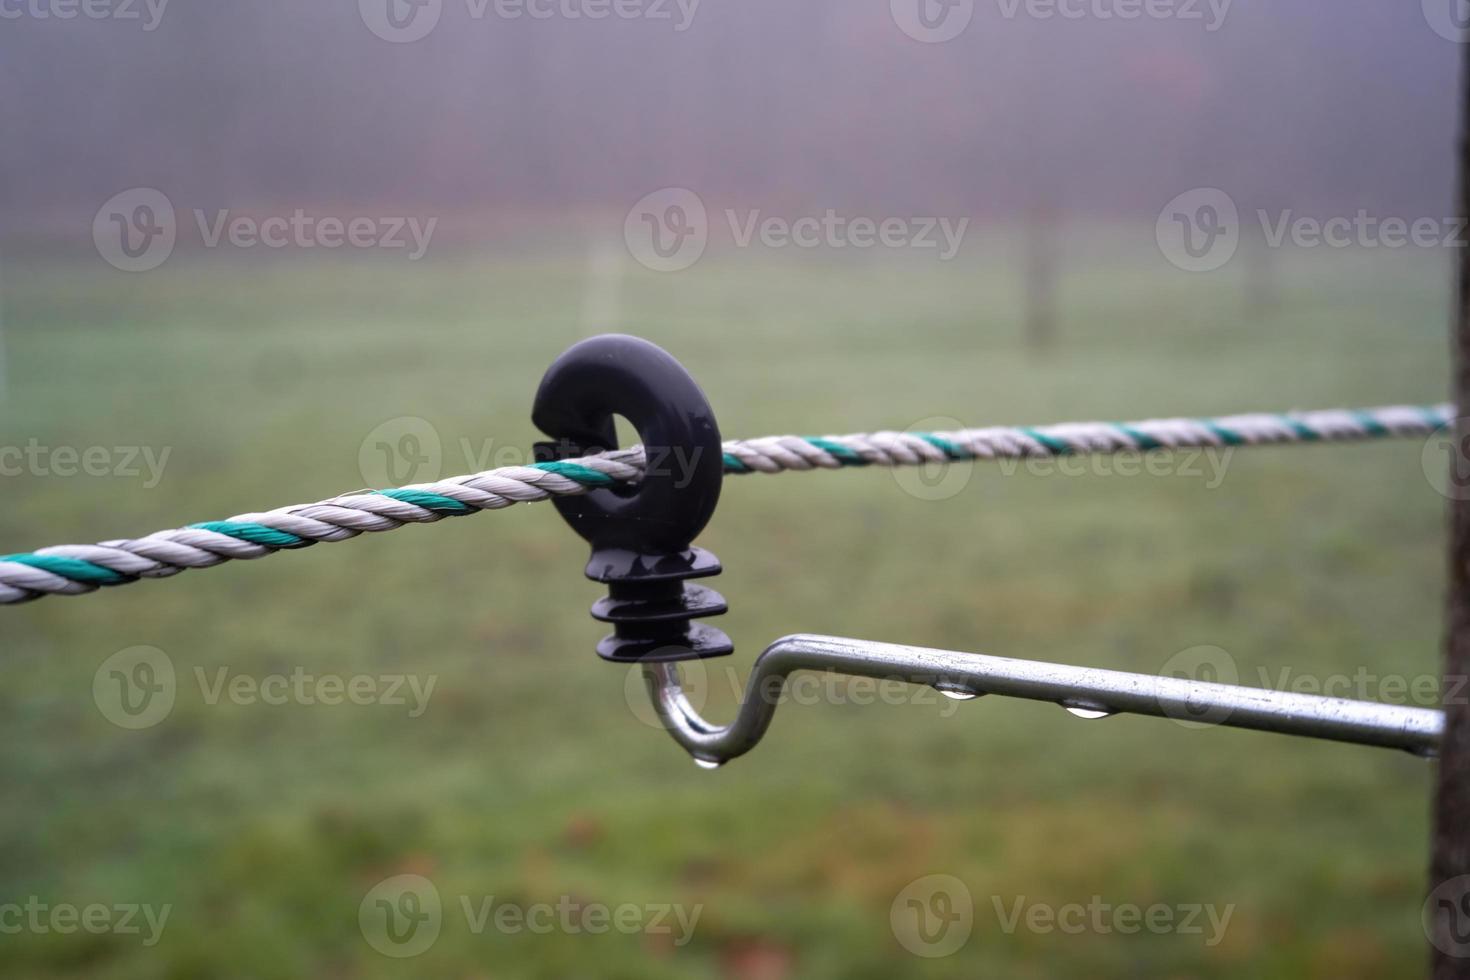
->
[[693, 756, 724, 770], [1062, 703, 1115, 720]]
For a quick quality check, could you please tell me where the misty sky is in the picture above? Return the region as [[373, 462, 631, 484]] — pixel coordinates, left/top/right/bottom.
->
[[0, 1, 1462, 227]]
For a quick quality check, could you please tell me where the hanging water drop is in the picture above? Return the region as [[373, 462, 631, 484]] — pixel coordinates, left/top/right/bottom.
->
[[693, 756, 724, 770], [1063, 704, 1115, 720], [936, 684, 980, 702]]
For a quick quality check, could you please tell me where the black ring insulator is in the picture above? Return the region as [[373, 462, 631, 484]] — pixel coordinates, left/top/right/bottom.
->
[[532, 334, 733, 663]]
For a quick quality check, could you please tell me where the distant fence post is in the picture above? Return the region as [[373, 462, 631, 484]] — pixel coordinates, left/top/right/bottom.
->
[[1432, 41, 1470, 980]]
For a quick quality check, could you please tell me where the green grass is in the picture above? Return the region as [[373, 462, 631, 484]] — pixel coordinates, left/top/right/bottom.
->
[[0, 227, 1453, 978]]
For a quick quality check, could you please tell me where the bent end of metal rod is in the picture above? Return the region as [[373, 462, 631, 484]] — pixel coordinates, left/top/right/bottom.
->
[[641, 634, 1446, 767]]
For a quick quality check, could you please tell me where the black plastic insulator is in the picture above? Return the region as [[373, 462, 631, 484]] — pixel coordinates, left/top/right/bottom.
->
[[532, 334, 733, 664]]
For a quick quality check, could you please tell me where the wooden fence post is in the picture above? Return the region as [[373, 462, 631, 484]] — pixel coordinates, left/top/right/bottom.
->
[[1431, 39, 1470, 980]]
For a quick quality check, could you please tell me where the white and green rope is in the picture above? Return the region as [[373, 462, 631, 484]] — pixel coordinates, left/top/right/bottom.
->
[[0, 403, 1453, 605]]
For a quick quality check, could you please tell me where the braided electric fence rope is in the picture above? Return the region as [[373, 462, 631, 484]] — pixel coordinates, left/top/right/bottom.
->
[[0, 404, 1453, 605]]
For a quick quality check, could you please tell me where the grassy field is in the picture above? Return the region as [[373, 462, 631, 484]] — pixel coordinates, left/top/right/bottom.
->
[[0, 225, 1454, 978]]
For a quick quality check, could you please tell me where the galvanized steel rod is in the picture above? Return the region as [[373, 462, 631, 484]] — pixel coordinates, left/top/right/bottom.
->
[[642, 634, 1445, 766]]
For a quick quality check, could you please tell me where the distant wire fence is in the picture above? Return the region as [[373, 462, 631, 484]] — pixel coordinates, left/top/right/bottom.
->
[[0, 404, 1452, 605]]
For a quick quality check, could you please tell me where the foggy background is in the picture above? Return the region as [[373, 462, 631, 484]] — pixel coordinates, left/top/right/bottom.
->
[[0, 3, 1464, 978], [0, 1, 1458, 231]]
